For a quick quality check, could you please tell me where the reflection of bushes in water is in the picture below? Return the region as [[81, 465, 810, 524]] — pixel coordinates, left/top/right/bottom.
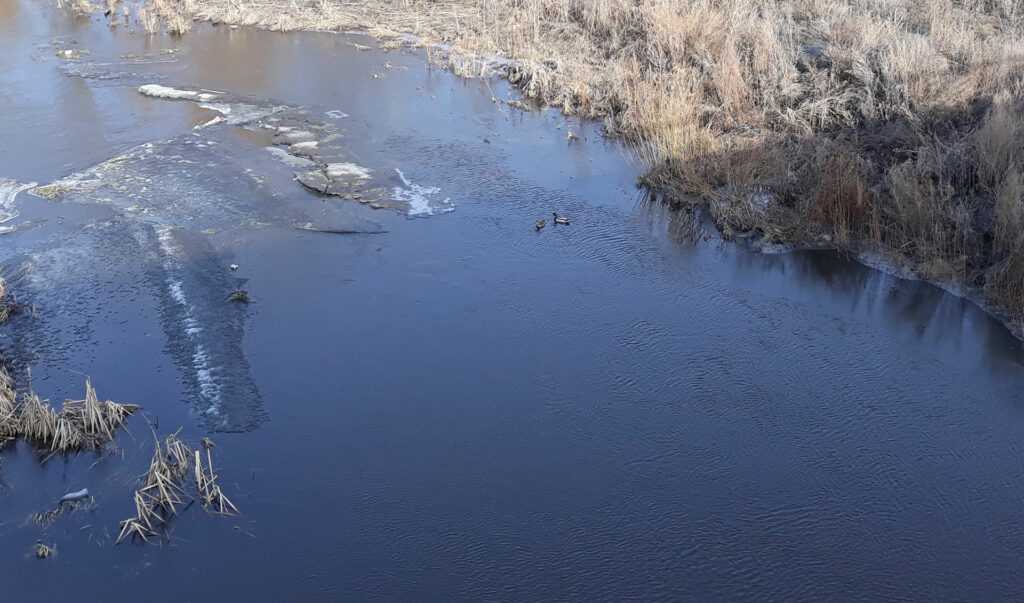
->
[[649, 96, 1024, 324]]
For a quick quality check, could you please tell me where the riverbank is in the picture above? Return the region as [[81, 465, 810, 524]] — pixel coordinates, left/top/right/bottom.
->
[[11, 1, 1024, 596], [115, 0, 1024, 337]]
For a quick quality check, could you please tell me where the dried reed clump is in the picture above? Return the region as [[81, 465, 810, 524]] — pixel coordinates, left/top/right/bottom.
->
[[0, 368, 17, 439], [195, 437, 238, 515], [138, 0, 195, 34], [31, 496, 96, 528], [33, 542, 56, 560], [117, 433, 191, 543], [0, 278, 23, 324], [138, 5, 159, 33], [62, 380, 138, 446], [57, 0, 94, 16], [0, 369, 139, 454], [118, 434, 239, 544], [18, 393, 60, 447]]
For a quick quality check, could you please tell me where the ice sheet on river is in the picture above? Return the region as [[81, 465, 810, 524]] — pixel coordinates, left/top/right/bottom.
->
[[4, 219, 265, 431], [149, 225, 266, 431], [18, 80, 454, 428], [0, 179, 35, 225], [56, 49, 179, 87]]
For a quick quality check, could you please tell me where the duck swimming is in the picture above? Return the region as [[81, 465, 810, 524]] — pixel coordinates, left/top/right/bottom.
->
[[535, 219, 547, 231], [552, 212, 570, 225]]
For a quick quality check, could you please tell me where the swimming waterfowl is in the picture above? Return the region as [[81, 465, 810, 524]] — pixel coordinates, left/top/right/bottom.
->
[[535, 219, 546, 231], [552, 212, 570, 225]]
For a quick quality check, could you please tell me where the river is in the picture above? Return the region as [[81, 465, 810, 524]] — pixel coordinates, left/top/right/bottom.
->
[[3, 1, 1024, 600]]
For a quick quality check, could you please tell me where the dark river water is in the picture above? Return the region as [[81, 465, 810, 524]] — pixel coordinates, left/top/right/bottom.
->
[[4, 1, 1024, 600]]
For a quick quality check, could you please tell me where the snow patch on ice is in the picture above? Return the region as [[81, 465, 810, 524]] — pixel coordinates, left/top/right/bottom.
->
[[326, 162, 372, 180], [393, 168, 454, 217], [139, 84, 219, 101], [266, 147, 315, 168], [199, 102, 283, 125], [0, 178, 36, 224]]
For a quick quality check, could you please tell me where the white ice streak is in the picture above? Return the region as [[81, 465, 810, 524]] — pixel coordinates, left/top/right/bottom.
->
[[326, 162, 372, 180], [155, 225, 223, 416], [393, 168, 454, 217], [139, 84, 219, 102], [0, 178, 36, 224]]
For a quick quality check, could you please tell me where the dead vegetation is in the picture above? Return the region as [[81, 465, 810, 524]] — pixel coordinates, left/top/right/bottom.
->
[[0, 278, 24, 324], [0, 368, 17, 441], [169, 0, 1024, 330], [117, 433, 239, 544], [226, 289, 250, 303], [56, 0, 95, 16], [0, 368, 138, 455], [195, 437, 239, 515], [32, 542, 55, 560], [31, 495, 96, 528], [145, 0, 196, 34], [56, 0, 189, 31], [117, 433, 192, 543]]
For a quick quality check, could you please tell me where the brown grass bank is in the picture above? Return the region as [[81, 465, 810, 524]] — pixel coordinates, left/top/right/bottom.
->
[[123, 0, 1024, 331]]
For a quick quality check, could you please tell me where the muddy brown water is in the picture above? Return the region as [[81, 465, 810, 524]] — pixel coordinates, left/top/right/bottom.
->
[[3, 1, 1024, 600]]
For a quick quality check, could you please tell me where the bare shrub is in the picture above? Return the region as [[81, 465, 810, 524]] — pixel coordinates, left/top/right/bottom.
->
[[811, 148, 873, 246]]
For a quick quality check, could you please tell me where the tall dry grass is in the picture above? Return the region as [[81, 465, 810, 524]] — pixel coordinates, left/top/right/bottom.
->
[[147, 0, 1024, 323], [0, 368, 138, 454]]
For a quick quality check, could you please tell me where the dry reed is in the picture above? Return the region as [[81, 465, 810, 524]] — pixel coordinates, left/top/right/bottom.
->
[[0, 368, 138, 454], [195, 437, 239, 515], [117, 433, 239, 544], [0, 367, 16, 439], [0, 278, 22, 324], [117, 433, 191, 543], [33, 542, 55, 559], [56, 0, 94, 16], [138, 0, 195, 34]]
